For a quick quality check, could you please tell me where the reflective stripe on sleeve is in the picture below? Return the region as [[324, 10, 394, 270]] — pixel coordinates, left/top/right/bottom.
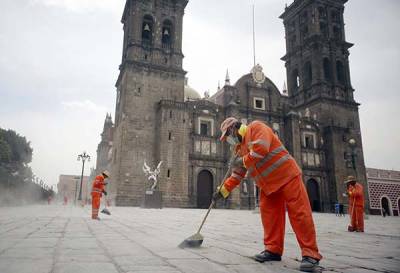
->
[[256, 154, 291, 180], [247, 145, 288, 177], [250, 151, 264, 158], [231, 172, 243, 180], [248, 139, 269, 149], [255, 146, 286, 169]]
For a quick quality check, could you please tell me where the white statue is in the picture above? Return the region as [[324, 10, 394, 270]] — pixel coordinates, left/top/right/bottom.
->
[[142, 161, 163, 191]]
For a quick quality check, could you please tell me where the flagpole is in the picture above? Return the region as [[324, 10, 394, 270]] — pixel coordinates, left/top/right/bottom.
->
[[252, 1, 256, 67]]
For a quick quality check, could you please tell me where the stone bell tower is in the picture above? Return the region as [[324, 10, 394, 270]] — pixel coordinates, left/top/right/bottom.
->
[[111, 0, 188, 206], [280, 0, 369, 210]]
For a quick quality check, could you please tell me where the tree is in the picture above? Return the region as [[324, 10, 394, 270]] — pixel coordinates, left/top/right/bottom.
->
[[0, 138, 11, 163], [0, 129, 32, 167]]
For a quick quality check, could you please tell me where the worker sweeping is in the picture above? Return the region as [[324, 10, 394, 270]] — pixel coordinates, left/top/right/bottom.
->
[[214, 117, 322, 272], [344, 176, 364, 232], [91, 170, 109, 220]]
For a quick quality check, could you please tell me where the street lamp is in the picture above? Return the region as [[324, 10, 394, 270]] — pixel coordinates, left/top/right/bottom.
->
[[77, 151, 90, 201], [348, 138, 356, 171]]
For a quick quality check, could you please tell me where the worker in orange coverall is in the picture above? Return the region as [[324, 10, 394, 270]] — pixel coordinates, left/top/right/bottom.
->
[[91, 170, 109, 220], [213, 117, 322, 272], [344, 176, 364, 232]]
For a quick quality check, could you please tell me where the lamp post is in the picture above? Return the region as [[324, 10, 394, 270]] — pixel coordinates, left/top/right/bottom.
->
[[348, 138, 357, 172], [77, 151, 90, 201]]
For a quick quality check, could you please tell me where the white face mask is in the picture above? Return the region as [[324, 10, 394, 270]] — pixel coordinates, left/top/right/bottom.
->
[[226, 135, 239, 146]]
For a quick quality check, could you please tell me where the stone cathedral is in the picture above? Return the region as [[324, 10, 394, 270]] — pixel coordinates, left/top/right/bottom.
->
[[95, 0, 369, 212]]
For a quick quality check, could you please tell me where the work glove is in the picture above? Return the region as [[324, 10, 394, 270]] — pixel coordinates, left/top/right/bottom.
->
[[102, 190, 108, 196], [212, 186, 229, 202], [212, 190, 224, 202], [231, 156, 244, 168]]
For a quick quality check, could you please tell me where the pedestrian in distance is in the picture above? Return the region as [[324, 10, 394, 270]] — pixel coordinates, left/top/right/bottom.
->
[[91, 170, 109, 220], [344, 176, 365, 232], [335, 202, 340, 216], [213, 117, 322, 272]]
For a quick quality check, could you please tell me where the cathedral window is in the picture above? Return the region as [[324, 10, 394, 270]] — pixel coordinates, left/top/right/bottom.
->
[[162, 20, 173, 49], [303, 61, 312, 87], [318, 7, 327, 20], [288, 21, 296, 33], [333, 25, 341, 40], [300, 11, 308, 25], [198, 118, 214, 136], [168, 131, 172, 140], [336, 61, 345, 85], [303, 132, 316, 149], [253, 97, 265, 110], [323, 58, 332, 82], [301, 25, 309, 41], [290, 35, 296, 49], [331, 10, 340, 23], [167, 169, 171, 178], [142, 15, 154, 47], [200, 121, 210, 136], [319, 22, 328, 38]]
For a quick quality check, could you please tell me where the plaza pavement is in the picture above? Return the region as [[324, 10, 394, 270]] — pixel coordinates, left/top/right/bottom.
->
[[0, 205, 399, 273]]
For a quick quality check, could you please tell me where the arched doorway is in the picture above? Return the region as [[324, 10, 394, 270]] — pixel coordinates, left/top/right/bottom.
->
[[197, 170, 213, 209], [306, 179, 321, 212], [381, 196, 392, 216]]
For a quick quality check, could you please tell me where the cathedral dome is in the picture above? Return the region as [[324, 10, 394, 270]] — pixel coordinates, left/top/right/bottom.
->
[[184, 78, 201, 101]]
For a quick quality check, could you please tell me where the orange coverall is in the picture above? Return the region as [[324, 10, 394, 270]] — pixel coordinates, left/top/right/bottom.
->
[[222, 121, 322, 260], [347, 182, 364, 232], [91, 175, 106, 219]]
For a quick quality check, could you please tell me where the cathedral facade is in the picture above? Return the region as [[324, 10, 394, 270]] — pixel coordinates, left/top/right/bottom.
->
[[96, 0, 369, 212]]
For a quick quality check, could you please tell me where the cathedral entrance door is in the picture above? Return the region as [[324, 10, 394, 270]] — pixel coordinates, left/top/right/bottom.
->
[[197, 170, 213, 209], [306, 179, 321, 212], [381, 196, 392, 216]]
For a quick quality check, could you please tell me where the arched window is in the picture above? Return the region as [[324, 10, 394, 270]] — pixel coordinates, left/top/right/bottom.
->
[[336, 61, 345, 85], [323, 58, 332, 82], [303, 61, 312, 87], [162, 20, 173, 49], [333, 25, 341, 40], [319, 22, 328, 38], [291, 69, 299, 94], [318, 7, 327, 20], [142, 15, 154, 47]]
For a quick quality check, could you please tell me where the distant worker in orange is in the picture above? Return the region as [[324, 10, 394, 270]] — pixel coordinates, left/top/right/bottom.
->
[[213, 117, 322, 272], [344, 176, 364, 232], [91, 171, 109, 220]]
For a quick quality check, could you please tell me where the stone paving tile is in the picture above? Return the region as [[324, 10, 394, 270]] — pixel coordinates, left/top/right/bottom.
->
[[227, 263, 300, 273], [0, 205, 399, 273], [13, 238, 58, 248], [53, 262, 119, 273], [167, 258, 231, 273], [2, 247, 55, 258], [0, 257, 52, 273]]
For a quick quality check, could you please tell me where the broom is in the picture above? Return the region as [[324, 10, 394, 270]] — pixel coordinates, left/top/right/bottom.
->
[[101, 189, 111, 215], [179, 153, 237, 248]]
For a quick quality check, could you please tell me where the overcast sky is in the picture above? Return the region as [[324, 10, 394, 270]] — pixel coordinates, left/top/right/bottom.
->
[[0, 0, 399, 189]]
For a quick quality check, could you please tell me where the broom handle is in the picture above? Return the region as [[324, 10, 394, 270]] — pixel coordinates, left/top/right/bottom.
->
[[196, 154, 237, 234]]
